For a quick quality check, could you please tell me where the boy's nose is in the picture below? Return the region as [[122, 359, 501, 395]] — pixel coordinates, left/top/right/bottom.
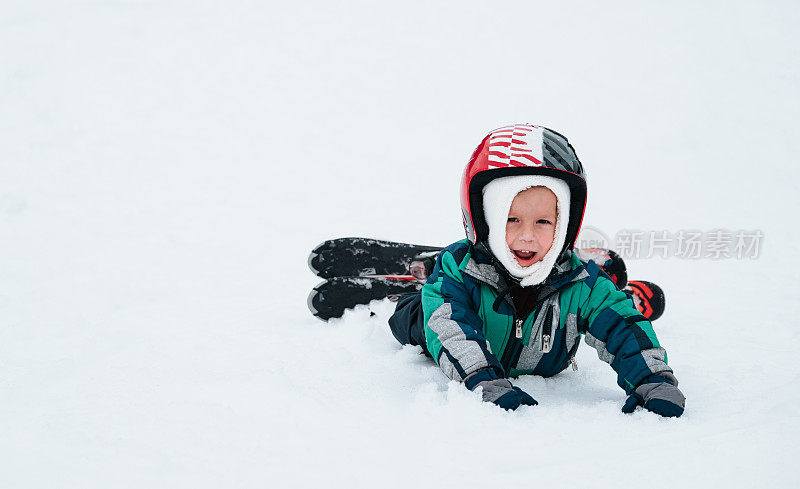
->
[[519, 226, 538, 243]]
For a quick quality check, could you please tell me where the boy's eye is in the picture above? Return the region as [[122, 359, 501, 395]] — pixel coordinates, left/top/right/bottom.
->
[[537, 219, 552, 225], [507, 217, 519, 223]]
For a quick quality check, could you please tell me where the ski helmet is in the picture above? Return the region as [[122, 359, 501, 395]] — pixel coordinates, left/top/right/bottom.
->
[[460, 124, 587, 255]]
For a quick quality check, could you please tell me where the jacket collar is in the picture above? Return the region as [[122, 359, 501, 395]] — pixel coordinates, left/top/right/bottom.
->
[[464, 243, 588, 293]]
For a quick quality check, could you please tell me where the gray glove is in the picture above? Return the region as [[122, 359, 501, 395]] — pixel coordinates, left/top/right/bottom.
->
[[622, 371, 685, 417], [464, 369, 538, 411]]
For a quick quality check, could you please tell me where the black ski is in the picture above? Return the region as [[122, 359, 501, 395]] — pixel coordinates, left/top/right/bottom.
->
[[308, 275, 422, 321], [307, 237, 664, 323], [308, 237, 442, 279]]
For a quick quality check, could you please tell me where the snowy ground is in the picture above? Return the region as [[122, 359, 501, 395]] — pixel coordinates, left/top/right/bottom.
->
[[2, 1, 799, 487]]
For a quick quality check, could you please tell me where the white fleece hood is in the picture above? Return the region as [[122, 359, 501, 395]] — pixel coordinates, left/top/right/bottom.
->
[[482, 175, 571, 287]]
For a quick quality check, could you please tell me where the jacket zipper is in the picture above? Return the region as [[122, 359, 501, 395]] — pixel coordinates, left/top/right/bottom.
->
[[567, 332, 581, 371], [500, 315, 524, 373], [463, 265, 576, 374], [500, 300, 558, 373], [570, 357, 579, 371], [541, 304, 553, 353]]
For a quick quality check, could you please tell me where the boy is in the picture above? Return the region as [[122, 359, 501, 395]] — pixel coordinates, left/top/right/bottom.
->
[[389, 124, 685, 417]]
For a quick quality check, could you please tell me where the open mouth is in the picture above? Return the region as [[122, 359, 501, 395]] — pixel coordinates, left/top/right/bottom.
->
[[512, 250, 537, 263]]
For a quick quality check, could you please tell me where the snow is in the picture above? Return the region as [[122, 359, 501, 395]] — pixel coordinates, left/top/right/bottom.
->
[[1, 1, 799, 487]]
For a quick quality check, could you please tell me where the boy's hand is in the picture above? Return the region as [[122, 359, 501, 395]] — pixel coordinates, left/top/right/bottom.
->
[[622, 372, 685, 418], [465, 369, 538, 411]]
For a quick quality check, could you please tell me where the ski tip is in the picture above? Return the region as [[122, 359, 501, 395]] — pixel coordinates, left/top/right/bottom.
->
[[307, 250, 320, 275], [308, 237, 337, 275], [307, 285, 327, 321], [310, 239, 331, 255], [626, 280, 666, 322]]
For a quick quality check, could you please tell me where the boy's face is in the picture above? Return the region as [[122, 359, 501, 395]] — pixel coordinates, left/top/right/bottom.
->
[[505, 186, 557, 267]]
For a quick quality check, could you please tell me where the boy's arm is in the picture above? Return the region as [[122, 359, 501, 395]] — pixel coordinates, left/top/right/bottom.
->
[[421, 249, 537, 411], [580, 264, 685, 417], [421, 249, 503, 381]]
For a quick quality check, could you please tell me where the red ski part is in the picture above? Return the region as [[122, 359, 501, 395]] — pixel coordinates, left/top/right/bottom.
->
[[367, 275, 418, 281], [625, 280, 665, 321]]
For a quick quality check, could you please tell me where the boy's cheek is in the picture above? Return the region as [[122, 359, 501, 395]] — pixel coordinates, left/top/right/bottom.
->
[[505, 229, 516, 248]]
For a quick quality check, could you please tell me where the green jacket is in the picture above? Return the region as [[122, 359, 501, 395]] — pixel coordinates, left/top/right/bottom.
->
[[422, 240, 672, 395]]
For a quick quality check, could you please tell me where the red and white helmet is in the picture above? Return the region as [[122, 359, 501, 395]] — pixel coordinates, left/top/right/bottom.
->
[[461, 124, 588, 254]]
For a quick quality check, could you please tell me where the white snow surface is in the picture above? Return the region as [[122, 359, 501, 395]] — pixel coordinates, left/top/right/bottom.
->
[[2, 1, 800, 487]]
